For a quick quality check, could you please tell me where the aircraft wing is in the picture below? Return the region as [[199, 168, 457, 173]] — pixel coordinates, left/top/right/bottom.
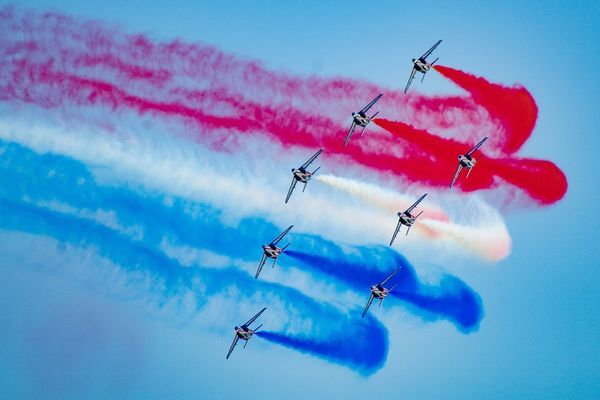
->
[[362, 294, 375, 318], [405, 193, 427, 214], [271, 225, 294, 245], [450, 164, 463, 188], [420, 39, 442, 60], [379, 268, 399, 286], [344, 121, 356, 147], [360, 93, 383, 114], [466, 136, 488, 157], [389, 218, 402, 246], [300, 148, 324, 170], [226, 334, 240, 359], [244, 307, 267, 327], [255, 253, 267, 279], [404, 67, 417, 93], [285, 177, 298, 204]]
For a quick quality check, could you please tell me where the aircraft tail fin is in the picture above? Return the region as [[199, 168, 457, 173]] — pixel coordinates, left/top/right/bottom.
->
[[415, 210, 424, 219], [389, 283, 399, 293], [302, 182, 307, 192], [254, 323, 263, 333], [431, 57, 439, 66], [244, 339, 249, 349], [312, 166, 321, 176], [378, 298, 383, 308], [281, 242, 291, 252], [360, 125, 367, 137], [421, 72, 426, 83], [370, 111, 380, 121], [406, 224, 412, 236]]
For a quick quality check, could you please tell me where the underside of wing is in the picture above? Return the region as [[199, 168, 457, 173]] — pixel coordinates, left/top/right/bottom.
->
[[344, 121, 356, 147], [466, 136, 488, 157], [271, 225, 294, 245], [420, 39, 442, 60], [389, 218, 402, 246], [362, 294, 375, 318], [379, 269, 399, 286], [300, 148, 324, 170], [244, 307, 267, 326], [404, 68, 417, 93], [450, 164, 463, 188], [255, 253, 267, 279], [405, 193, 427, 214], [226, 335, 240, 359], [360, 93, 383, 114], [285, 177, 298, 204]]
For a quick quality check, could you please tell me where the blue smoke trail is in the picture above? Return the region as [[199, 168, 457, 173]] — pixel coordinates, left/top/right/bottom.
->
[[0, 139, 390, 374], [286, 242, 483, 333], [0, 139, 483, 332], [256, 312, 388, 375]]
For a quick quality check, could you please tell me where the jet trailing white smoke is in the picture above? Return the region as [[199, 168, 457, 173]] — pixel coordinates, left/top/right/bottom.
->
[[316, 174, 511, 262]]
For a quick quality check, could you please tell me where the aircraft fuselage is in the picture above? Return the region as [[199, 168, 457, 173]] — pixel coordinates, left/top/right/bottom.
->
[[370, 285, 390, 299], [234, 325, 254, 341], [458, 154, 476, 169], [352, 112, 370, 127], [292, 167, 311, 183], [262, 244, 283, 259], [413, 58, 431, 73], [398, 211, 416, 226]]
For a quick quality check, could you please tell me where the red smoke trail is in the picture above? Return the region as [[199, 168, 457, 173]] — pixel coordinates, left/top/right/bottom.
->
[[434, 65, 538, 154], [374, 119, 568, 205], [0, 7, 494, 136], [0, 6, 567, 206]]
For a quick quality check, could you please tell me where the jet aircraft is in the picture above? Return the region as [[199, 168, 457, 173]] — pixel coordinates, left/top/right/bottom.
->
[[226, 307, 267, 359], [389, 194, 427, 245], [450, 137, 488, 188], [255, 225, 293, 279], [285, 148, 324, 203], [344, 94, 383, 146], [404, 40, 442, 93], [362, 269, 400, 318]]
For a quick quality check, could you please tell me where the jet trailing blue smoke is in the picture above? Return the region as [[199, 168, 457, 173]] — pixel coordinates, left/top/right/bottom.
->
[[256, 313, 388, 376], [286, 241, 484, 332], [0, 138, 481, 377], [0, 139, 391, 372]]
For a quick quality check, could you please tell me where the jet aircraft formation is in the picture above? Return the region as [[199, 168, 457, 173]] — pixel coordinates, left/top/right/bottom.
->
[[226, 40, 490, 359]]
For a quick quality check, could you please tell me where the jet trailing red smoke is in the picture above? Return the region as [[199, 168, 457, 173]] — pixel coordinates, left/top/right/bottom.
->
[[374, 119, 568, 205], [0, 6, 567, 206], [433, 65, 538, 154]]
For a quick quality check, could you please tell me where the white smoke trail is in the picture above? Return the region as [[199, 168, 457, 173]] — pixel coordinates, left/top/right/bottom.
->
[[0, 115, 508, 261], [316, 174, 511, 262]]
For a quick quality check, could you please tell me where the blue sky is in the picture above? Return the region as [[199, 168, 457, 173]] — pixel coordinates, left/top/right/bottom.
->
[[1, 1, 600, 399]]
